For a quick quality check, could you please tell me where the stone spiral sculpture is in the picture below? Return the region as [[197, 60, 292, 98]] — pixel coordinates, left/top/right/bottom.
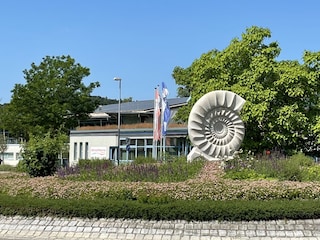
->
[[187, 90, 246, 161]]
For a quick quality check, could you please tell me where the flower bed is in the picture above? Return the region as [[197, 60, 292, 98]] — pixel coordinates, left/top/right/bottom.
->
[[1, 161, 320, 201]]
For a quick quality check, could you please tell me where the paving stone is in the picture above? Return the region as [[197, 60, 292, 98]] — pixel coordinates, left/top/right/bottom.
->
[[245, 229, 256, 237], [180, 236, 191, 240], [2, 215, 320, 239], [304, 230, 314, 237], [132, 228, 142, 234], [217, 229, 227, 237], [142, 235, 154, 240]]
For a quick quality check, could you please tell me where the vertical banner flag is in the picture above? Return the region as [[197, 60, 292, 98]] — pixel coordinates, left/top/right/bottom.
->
[[161, 82, 171, 136], [153, 87, 161, 141]]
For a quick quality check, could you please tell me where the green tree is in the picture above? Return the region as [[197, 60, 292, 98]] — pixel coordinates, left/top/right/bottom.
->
[[3, 55, 100, 138], [173, 26, 320, 153], [173, 66, 192, 97], [90, 96, 118, 105], [90, 96, 133, 106], [0, 106, 8, 163], [22, 130, 68, 177], [0, 133, 7, 163]]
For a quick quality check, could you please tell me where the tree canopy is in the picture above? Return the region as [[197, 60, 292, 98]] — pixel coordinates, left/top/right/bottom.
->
[[1, 55, 100, 138], [173, 26, 320, 154]]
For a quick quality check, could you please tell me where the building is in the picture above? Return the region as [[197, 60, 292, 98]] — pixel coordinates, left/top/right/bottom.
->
[[0, 130, 23, 166], [1, 97, 190, 167], [69, 97, 190, 166]]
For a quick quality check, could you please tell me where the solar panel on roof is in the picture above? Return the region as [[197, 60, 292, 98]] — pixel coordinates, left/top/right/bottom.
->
[[95, 97, 189, 114]]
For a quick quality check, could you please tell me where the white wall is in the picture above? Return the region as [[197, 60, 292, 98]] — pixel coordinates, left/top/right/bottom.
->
[[69, 134, 117, 166], [2, 144, 22, 166]]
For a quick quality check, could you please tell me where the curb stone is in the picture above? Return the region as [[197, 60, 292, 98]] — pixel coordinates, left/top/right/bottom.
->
[[0, 215, 320, 239]]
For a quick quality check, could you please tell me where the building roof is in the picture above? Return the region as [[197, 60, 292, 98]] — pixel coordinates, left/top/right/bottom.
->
[[95, 97, 189, 114]]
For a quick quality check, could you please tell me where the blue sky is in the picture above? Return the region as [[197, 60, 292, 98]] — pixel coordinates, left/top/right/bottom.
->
[[1, 0, 320, 104]]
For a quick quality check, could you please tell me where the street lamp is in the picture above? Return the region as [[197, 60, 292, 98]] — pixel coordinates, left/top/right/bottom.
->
[[114, 77, 122, 165]]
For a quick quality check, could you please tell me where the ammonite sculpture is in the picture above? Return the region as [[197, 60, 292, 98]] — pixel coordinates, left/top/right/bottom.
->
[[187, 90, 246, 161]]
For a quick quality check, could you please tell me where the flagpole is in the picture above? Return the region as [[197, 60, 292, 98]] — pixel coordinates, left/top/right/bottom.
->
[[163, 136, 166, 161], [159, 98, 163, 161], [152, 87, 157, 160], [160, 92, 164, 161], [161, 96, 165, 161]]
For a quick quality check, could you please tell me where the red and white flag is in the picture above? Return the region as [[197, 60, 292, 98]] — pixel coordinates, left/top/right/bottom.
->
[[153, 87, 161, 141]]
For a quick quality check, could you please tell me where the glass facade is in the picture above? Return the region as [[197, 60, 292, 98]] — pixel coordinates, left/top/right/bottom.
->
[[117, 136, 189, 161]]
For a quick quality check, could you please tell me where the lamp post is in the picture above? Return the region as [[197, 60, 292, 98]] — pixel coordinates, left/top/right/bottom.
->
[[114, 77, 122, 165]]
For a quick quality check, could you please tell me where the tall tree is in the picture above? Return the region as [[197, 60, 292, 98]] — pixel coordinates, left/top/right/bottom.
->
[[0, 133, 7, 163], [0, 106, 8, 162], [3, 55, 100, 138], [173, 26, 320, 153]]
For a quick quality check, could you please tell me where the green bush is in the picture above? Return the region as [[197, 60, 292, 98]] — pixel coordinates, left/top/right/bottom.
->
[[22, 132, 68, 177], [1, 193, 320, 221], [302, 165, 320, 181], [159, 157, 204, 182], [16, 160, 28, 173], [224, 152, 317, 182], [0, 164, 17, 172], [289, 152, 314, 167], [223, 169, 267, 180], [133, 156, 158, 164], [250, 157, 282, 179], [278, 158, 303, 181], [278, 153, 314, 182]]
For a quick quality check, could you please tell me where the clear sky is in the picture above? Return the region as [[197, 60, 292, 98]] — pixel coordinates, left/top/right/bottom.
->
[[1, 0, 320, 104]]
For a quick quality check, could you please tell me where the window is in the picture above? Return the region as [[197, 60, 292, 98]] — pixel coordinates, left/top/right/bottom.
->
[[79, 142, 83, 159], [74, 142, 77, 160], [137, 139, 144, 146], [146, 148, 153, 158], [85, 142, 89, 159], [3, 152, 14, 161], [115, 137, 188, 160], [137, 146, 145, 157]]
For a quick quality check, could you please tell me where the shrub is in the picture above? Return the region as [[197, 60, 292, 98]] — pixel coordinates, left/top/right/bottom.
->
[[302, 165, 320, 181], [22, 131, 68, 177], [0, 164, 17, 172], [278, 158, 303, 181], [288, 152, 314, 167], [159, 156, 204, 182], [1, 193, 320, 221], [57, 159, 113, 180], [57, 156, 204, 183], [278, 153, 314, 182], [133, 156, 158, 164], [224, 152, 317, 182], [16, 160, 28, 173], [107, 163, 160, 182], [252, 157, 282, 179], [223, 169, 267, 180]]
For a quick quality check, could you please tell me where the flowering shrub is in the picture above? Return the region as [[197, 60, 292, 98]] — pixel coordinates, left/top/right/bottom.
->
[[57, 157, 204, 183], [2, 160, 320, 202]]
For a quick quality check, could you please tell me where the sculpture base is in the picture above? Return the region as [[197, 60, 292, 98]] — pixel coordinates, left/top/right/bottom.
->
[[187, 147, 234, 162]]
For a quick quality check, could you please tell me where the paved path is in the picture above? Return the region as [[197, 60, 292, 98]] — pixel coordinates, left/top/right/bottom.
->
[[1, 215, 320, 239]]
